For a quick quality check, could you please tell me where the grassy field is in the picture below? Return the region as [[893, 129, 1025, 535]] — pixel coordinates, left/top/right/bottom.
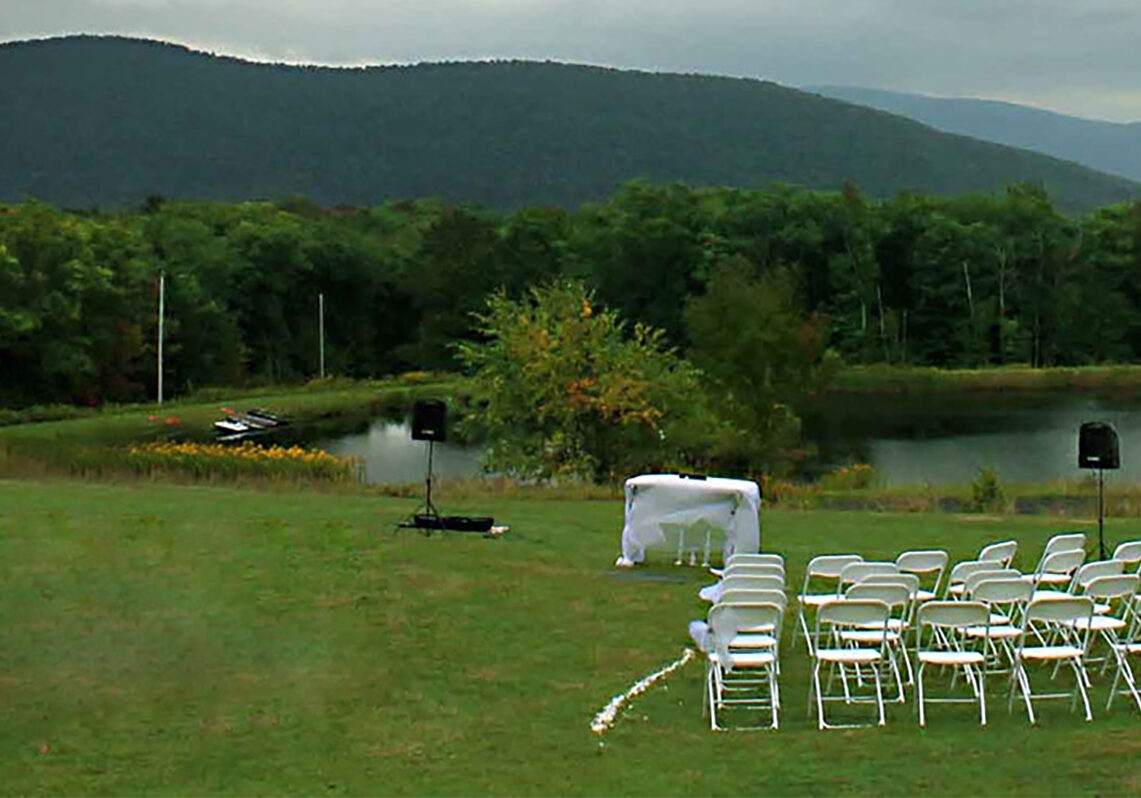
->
[[3, 478, 1141, 795]]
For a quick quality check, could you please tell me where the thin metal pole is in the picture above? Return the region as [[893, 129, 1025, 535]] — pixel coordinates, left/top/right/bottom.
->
[[157, 270, 164, 405], [318, 292, 325, 379], [1098, 468, 1107, 560]]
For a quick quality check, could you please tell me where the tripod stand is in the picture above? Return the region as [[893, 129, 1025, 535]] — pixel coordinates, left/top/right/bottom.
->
[[397, 438, 441, 534]]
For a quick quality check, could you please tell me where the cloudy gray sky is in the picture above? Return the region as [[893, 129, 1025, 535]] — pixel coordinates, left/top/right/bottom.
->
[[4, 0, 1141, 122]]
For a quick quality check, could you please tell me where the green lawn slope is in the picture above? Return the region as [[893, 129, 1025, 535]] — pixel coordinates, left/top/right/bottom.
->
[[2, 479, 1138, 795]]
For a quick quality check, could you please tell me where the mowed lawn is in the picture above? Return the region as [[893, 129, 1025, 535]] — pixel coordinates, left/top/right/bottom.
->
[[2, 479, 1140, 795]]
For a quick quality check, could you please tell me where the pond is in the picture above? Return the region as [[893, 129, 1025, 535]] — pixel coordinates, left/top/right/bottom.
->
[[311, 393, 1141, 486], [800, 392, 1141, 486]]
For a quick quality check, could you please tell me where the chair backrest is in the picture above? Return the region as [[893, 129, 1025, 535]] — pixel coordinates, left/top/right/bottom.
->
[[970, 576, 1034, 606], [802, 554, 864, 586], [1036, 548, 1086, 578], [895, 549, 948, 595], [726, 553, 785, 568], [1023, 595, 1094, 625], [962, 568, 1021, 596], [846, 582, 912, 611], [1073, 559, 1125, 591], [718, 588, 788, 610], [1042, 532, 1086, 558], [816, 598, 890, 639], [710, 602, 784, 668], [1082, 573, 1140, 602], [837, 561, 899, 592], [861, 572, 921, 597], [895, 549, 948, 574], [978, 539, 1018, 567], [917, 600, 989, 631], [945, 560, 991, 593], [717, 574, 785, 594], [1112, 540, 1141, 569], [723, 563, 785, 581]]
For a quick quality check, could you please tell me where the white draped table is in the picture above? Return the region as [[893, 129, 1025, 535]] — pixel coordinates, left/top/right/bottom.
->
[[616, 474, 761, 567]]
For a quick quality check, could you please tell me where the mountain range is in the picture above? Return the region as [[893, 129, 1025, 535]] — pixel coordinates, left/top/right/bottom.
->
[[1, 35, 1138, 212], [808, 84, 1141, 184]]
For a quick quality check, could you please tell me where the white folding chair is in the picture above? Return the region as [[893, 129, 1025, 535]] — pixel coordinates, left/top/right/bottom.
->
[[1031, 548, 1086, 594], [915, 601, 990, 726], [946, 561, 1004, 598], [1072, 574, 1139, 671], [1111, 541, 1141, 574], [1106, 578, 1141, 713], [836, 561, 900, 595], [1033, 532, 1086, 571], [705, 602, 783, 730], [978, 539, 1018, 568], [895, 550, 948, 601], [845, 582, 913, 694], [1067, 560, 1126, 611], [1008, 596, 1095, 724], [716, 589, 789, 650], [809, 599, 891, 730], [795, 554, 863, 648], [965, 576, 1034, 673], [962, 568, 1022, 617]]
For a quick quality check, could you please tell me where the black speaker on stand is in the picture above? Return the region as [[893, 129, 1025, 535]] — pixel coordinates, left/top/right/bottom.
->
[[1079, 421, 1120, 559], [400, 400, 447, 533]]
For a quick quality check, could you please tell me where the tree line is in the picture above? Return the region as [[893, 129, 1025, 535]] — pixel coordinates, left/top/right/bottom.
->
[[2, 180, 1141, 409]]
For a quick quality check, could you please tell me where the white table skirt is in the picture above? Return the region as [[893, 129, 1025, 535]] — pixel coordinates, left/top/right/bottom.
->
[[616, 474, 761, 566]]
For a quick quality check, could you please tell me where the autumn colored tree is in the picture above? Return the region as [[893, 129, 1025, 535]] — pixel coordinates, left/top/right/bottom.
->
[[456, 279, 714, 482]]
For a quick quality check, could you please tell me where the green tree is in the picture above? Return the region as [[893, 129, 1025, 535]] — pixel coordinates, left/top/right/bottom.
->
[[456, 279, 713, 482], [685, 258, 836, 474]]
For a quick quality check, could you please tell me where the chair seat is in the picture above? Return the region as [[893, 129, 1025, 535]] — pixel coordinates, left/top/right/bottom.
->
[[799, 593, 840, 607], [1111, 642, 1141, 655], [963, 624, 1020, 639], [1032, 589, 1070, 601], [1071, 616, 1126, 632], [710, 650, 776, 668], [947, 584, 966, 596], [815, 647, 883, 664], [915, 589, 937, 602], [730, 633, 778, 649], [840, 629, 901, 645], [1035, 573, 1073, 585], [918, 650, 986, 666], [989, 612, 1010, 625], [1017, 645, 1084, 661]]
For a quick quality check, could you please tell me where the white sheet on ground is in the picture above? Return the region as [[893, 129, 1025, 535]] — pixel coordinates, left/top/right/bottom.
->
[[617, 474, 760, 566]]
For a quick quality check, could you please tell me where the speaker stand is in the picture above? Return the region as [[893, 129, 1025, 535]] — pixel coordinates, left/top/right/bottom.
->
[[397, 439, 441, 535], [1097, 467, 1107, 560]]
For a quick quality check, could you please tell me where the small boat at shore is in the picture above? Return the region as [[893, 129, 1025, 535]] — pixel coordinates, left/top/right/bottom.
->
[[213, 408, 289, 440]]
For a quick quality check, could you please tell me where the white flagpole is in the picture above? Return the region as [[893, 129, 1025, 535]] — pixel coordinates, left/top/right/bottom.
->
[[157, 270, 165, 404], [319, 292, 325, 379]]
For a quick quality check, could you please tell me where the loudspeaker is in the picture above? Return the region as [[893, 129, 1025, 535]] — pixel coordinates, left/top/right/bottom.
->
[[1079, 421, 1119, 469], [411, 399, 447, 442]]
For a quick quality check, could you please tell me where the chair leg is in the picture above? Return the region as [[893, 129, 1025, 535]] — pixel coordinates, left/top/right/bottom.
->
[[874, 666, 886, 726], [978, 666, 988, 726], [917, 662, 927, 727], [1070, 659, 1093, 722], [813, 660, 827, 730]]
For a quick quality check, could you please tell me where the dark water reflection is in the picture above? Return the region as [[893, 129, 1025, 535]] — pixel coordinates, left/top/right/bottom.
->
[[801, 393, 1141, 486]]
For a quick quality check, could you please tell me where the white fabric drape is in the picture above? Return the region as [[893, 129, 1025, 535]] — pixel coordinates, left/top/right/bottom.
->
[[616, 474, 761, 566]]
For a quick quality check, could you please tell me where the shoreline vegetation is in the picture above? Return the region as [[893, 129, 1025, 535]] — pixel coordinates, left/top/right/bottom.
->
[[2, 366, 1140, 515]]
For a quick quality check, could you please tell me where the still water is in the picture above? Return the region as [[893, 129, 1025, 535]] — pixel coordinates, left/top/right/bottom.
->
[[801, 393, 1141, 486], [314, 394, 1141, 486], [315, 420, 483, 485]]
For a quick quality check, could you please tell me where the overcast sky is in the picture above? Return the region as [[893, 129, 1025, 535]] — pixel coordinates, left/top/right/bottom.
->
[[4, 0, 1141, 123]]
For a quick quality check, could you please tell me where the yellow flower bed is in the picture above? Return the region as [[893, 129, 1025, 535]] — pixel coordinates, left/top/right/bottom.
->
[[123, 440, 360, 483]]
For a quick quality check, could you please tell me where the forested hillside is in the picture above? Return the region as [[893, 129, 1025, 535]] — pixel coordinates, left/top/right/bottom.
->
[[2, 36, 1139, 212], [809, 85, 1141, 184], [3, 182, 1140, 408]]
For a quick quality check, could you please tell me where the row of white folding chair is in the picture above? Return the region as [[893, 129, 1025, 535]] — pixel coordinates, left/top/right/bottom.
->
[[1113, 540, 1141, 572]]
